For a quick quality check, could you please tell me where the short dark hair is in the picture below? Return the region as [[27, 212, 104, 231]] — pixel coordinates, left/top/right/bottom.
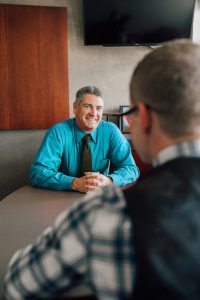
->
[[130, 40, 200, 138], [75, 86, 103, 103]]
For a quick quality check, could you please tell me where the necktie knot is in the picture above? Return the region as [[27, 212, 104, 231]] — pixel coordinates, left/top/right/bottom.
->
[[82, 134, 91, 144]]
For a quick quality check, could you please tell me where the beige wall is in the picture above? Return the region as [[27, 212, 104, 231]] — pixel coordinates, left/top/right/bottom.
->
[[67, 0, 200, 115], [1, 0, 199, 115], [66, 0, 151, 115]]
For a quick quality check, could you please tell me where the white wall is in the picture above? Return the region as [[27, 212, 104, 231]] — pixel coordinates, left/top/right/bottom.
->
[[193, 0, 200, 43]]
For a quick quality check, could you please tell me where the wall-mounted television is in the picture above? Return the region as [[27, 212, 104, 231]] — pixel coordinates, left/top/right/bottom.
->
[[83, 0, 196, 46]]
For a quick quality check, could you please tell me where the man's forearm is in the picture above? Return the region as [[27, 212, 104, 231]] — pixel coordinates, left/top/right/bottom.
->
[[109, 165, 140, 186], [30, 167, 75, 190]]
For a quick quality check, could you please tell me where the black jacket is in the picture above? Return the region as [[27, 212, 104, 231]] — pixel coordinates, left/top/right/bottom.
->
[[124, 158, 200, 300]]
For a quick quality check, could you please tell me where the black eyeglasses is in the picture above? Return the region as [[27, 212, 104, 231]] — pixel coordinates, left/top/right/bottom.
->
[[119, 106, 139, 117], [119, 104, 166, 117]]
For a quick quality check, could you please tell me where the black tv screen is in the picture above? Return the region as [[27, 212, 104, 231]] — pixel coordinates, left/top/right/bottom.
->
[[83, 0, 195, 46]]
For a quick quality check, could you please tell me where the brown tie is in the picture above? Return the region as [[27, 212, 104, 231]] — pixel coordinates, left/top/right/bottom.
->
[[81, 134, 92, 175]]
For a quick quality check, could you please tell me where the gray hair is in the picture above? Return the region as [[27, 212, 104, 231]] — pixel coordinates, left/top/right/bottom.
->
[[75, 86, 103, 103], [130, 40, 200, 138]]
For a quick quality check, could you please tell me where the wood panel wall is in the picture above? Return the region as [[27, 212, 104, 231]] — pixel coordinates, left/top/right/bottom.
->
[[0, 6, 10, 129], [0, 5, 69, 129]]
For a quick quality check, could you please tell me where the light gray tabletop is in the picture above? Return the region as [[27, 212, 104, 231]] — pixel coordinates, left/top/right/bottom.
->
[[0, 185, 92, 299]]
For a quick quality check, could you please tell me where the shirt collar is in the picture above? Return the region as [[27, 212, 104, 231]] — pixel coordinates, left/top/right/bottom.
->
[[153, 139, 200, 167], [73, 118, 97, 144]]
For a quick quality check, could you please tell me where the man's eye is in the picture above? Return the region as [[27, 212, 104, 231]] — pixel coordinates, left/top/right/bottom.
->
[[84, 105, 89, 108]]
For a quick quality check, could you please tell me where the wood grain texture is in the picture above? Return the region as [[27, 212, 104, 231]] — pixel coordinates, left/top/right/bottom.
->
[[4, 5, 69, 129], [0, 6, 10, 129]]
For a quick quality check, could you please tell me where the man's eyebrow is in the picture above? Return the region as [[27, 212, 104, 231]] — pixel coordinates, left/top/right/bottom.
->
[[83, 103, 103, 108], [83, 103, 92, 106]]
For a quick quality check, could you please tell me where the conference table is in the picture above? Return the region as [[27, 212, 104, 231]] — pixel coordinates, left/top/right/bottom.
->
[[0, 185, 95, 300]]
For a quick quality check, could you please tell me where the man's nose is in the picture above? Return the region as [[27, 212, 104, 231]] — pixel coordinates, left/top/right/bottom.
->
[[89, 107, 97, 115]]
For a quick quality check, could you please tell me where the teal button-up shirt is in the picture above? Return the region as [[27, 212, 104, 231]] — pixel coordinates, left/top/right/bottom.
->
[[29, 119, 139, 190]]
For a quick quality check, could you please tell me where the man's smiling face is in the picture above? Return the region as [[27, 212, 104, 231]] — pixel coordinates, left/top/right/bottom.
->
[[73, 93, 104, 133]]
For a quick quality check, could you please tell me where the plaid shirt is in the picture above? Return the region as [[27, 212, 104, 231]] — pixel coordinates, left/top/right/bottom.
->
[[5, 140, 200, 300], [4, 186, 134, 300]]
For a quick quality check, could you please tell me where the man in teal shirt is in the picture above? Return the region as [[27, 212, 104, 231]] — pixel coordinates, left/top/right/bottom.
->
[[29, 86, 139, 193]]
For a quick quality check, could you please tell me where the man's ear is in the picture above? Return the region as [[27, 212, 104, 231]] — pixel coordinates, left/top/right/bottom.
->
[[73, 101, 77, 114], [138, 103, 151, 135]]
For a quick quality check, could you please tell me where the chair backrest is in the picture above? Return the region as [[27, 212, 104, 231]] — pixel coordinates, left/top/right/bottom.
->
[[0, 130, 46, 200]]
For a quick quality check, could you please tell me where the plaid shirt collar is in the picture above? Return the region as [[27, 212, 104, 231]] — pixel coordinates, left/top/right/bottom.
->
[[153, 139, 200, 168]]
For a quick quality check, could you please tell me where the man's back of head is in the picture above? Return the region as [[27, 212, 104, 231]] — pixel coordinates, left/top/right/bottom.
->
[[130, 39, 200, 139]]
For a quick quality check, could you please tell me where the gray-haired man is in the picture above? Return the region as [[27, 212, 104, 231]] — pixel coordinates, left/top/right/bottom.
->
[[29, 86, 139, 193]]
